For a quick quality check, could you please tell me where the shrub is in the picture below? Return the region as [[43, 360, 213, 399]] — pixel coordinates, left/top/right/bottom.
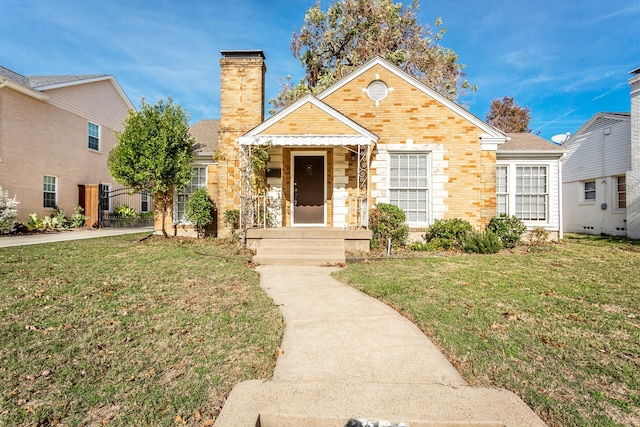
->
[[224, 209, 240, 234], [71, 206, 87, 228], [424, 218, 473, 250], [27, 213, 43, 232], [185, 188, 216, 238], [528, 227, 550, 247], [487, 214, 526, 248], [54, 206, 72, 228], [369, 203, 409, 250], [463, 229, 503, 254], [115, 204, 137, 218], [0, 187, 19, 234]]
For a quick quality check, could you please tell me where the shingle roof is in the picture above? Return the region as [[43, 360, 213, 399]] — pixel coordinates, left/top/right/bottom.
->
[[190, 119, 219, 155], [27, 74, 109, 89], [499, 133, 565, 152], [0, 66, 30, 86]]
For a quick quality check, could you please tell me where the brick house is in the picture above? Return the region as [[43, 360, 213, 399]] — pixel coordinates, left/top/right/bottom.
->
[[0, 66, 135, 226], [161, 51, 563, 251]]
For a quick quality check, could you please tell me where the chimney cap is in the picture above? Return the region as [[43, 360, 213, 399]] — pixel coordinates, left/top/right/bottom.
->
[[221, 50, 265, 59]]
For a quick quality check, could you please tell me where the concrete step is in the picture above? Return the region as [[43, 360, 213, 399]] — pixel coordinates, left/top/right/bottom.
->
[[253, 238, 346, 266], [215, 380, 547, 427]]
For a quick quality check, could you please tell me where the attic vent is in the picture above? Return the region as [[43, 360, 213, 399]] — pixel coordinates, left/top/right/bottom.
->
[[584, 117, 624, 134], [367, 80, 388, 104]]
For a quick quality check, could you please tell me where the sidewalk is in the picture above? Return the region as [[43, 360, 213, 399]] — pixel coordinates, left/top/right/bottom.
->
[[0, 227, 153, 248], [215, 265, 546, 426]]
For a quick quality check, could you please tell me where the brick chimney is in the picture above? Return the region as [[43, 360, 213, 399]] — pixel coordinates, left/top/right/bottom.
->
[[627, 67, 640, 239], [217, 50, 266, 234]]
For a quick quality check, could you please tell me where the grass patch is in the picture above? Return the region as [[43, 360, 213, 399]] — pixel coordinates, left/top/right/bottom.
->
[[0, 234, 283, 426], [335, 235, 640, 427]]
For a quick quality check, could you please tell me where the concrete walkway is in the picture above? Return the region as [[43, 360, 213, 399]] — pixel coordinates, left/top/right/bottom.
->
[[0, 227, 153, 248], [215, 266, 546, 426]]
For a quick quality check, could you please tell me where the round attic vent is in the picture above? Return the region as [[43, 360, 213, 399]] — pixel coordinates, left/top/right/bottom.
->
[[367, 80, 388, 102]]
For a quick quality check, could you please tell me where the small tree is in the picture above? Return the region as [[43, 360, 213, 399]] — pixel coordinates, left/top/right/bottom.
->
[[486, 96, 531, 133], [185, 188, 216, 238], [0, 187, 19, 234], [109, 97, 195, 237], [369, 203, 409, 250]]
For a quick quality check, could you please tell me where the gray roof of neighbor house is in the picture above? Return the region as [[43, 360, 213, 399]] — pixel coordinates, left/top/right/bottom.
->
[[499, 133, 565, 152], [190, 119, 219, 156], [0, 66, 109, 89]]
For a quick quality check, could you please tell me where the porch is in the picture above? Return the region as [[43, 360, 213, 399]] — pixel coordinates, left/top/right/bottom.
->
[[246, 227, 372, 266]]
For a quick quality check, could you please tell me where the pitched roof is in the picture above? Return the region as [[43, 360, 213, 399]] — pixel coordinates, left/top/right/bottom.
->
[[27, 74, 110, 89], [318, 56, 508, 141], [565, 112, 630, 146], [0, 66, 30, 86], [190, 119, 219, 155], [500, 133, 565, 152]]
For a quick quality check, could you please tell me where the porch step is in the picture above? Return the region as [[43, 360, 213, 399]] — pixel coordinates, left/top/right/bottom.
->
[[252, 238, 346, 266]]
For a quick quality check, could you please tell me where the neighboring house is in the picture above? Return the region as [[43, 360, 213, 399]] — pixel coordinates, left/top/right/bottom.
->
[[161, 51, 563, 244], [561, 113, 631, 236], [0, 66, 134, 226]]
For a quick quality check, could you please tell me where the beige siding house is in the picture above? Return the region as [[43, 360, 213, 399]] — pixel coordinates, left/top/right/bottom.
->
[[161, 51, 564, 246], [0, 66, 134, 225]]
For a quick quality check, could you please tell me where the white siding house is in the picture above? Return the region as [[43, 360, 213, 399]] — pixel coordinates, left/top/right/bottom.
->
[[561, 113, 632, 236]]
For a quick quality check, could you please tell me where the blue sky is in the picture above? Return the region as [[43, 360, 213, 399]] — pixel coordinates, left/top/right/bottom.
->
[[2, 0, 638, 141]]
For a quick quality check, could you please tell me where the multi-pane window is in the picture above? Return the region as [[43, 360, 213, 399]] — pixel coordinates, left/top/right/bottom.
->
[[175, 167, 207, 223], [617, 176, 626, 209], [141, 192, 151, 213], [496, 165, 508, 215], [99, 183, 111, 212], [584, 181, 596, 201], [43, 175, 57, 208], [389, 153, 429, 224], [88, 122, 100, 150], [516, 166, 547, 221]]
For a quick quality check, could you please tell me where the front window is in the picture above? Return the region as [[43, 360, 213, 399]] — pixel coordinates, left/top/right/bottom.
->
[[617, 176, 626, 209], [496, 165, 508, 215], [99, 183, 112, 212], [584, 181, 596, 201], [88, 122, 100, 151], [389, 153, 429, 224], [516, 166, 547, 221], [174, 167, 207, 223], [43, 175, 57, 208]]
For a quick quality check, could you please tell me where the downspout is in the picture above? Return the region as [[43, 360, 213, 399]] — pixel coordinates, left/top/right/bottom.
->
[[558, 155, 564, 239]]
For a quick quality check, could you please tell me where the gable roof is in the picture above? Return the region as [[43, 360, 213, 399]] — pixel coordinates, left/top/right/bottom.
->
[[564, 112, 630, 147], [0, 65, 134, 109], [317, 56, 508, 141], [240, 94, 379, 146], [500, 133, 565, 152]]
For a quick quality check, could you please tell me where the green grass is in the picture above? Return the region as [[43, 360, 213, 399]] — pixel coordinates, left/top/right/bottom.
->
[[335, 235, 640, 427], [0, 234, 283, 426]]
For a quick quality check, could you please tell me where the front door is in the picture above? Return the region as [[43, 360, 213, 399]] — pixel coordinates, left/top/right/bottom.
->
[[293, 154, 325, 225]]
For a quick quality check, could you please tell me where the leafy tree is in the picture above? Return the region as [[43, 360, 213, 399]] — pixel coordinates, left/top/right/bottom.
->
[[185, 188, 216, 238], [486, 96, 531, 133], [109, 98, 195, 237], [270, 0, 474, 113]]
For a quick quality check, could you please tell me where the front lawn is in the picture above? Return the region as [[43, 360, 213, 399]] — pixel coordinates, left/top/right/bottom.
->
[[0, 234, 283, 426], [335, 235, 640, 427]]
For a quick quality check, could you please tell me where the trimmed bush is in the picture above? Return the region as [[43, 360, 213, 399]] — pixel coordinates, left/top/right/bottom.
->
[[185, 188, 216, 238], [424, 218, 473, 250], [463, 229, 503, 254], [369, 203, 409, 250], [488, 214, 526, 248]]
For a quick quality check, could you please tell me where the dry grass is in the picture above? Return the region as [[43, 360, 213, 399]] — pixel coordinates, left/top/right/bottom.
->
[[0, 234, 284, 426], [335, 235, 640, 427]]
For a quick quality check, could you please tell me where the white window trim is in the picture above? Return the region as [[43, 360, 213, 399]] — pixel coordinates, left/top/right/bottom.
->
[[496, 162, 550, 225], [615, 175, 627, 211], [99, 183, 112, 213], [43, 175, 58, 209], [88, 122, 100, 151], [388, 151, 432, 228], [173, 166, 208, 225], [581, 180, 596, 204]]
